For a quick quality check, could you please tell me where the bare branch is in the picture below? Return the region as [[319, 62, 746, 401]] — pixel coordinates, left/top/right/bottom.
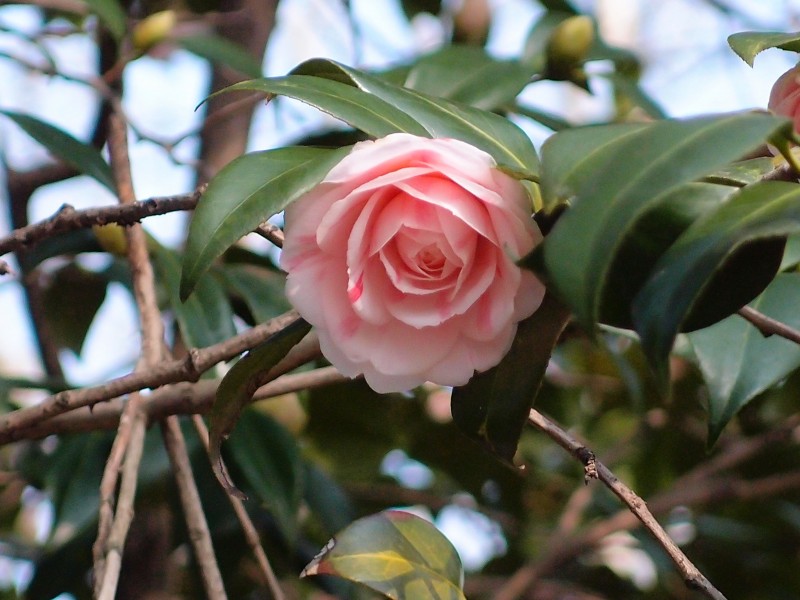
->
[[96, 110, 163, 597], [524, 409, 728, 600], [0, 310, 301, 444], [0, 191, 202, 260], [11, 364, 340, 441], [737, 305, 800, 345], [162, 417, 228, 600]]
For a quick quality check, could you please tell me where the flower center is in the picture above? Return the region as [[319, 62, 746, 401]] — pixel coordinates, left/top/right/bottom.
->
[[416, 243, 446, 275]]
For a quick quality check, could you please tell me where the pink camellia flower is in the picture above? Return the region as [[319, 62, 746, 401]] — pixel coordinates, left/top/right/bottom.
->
[[769, 64, 800, 133], [280, 133, 545, 393]]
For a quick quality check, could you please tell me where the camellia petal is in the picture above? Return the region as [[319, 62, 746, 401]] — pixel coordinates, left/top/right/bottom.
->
[[281, 133, 545, 393]]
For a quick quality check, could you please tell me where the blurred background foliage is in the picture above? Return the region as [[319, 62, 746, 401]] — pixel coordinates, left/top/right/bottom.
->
[[1, 0, 800, 599]]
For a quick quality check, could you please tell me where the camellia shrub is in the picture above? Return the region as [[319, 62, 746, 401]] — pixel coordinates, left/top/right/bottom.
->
[[4, 2, 800, 600]]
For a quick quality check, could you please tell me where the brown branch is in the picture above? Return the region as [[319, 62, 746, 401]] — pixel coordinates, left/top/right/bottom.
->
[[192, 415, 286, 600], [737, 305, 800, 345], [0, 191, 202, 260], [253, 221, 284, 248], [520, 409, 728, 600], [95, 110, 162, 597], [0, 310, 301, 444], [162, 417, 228, 599], [8, 364, 340, 441], [95, 404, 147, 600]]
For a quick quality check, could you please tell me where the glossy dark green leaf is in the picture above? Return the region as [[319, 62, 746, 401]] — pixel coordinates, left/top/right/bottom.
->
[[728, 31, 800, 67], [633, 180, 800, 384], [42, 263, 108, 354], [536, 112, 787, 332], [217, 76, 429, 137], [0, 110, 115, 191], [688, 274, 800, 444], [302, 510, 466, 600], [225, 409, 303, 542], [177, 34, 263, 78], [180, 145, 349, 300], [151, 243, 236, 349], [597, 182, 735, 328], [208, 317, 310, 498], [291, 58, 539, 175], [402, 46, 534, 110], [538, 121, 648, 207], [81, 0, 126, 39], [451, 293, 570, 462]]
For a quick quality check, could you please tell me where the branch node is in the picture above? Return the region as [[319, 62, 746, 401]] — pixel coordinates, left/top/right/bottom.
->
[[576, 446, 597, 484]]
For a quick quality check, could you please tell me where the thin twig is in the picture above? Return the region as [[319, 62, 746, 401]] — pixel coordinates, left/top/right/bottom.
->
[[737, 306, 800, 345], [0, 311, 301, 443], [0, 191, 202, 259], [96, 405, 147, 600], [192, 415, 286, 600], [162, 417, 228, 599], [525, 409, 728, 600]]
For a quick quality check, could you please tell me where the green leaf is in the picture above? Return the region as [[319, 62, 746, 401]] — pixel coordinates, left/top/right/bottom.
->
[[538, 121, 648, 208], [535, 112, 787, 332], [291, 58, 539, 175], [208, 317, 311, 498], [81, 0, 126, 39], [451, 293, 570, 462], [151, 243, 237, 348], [728, 31, 800, 67], [216, 76, 429, 137], [633, 180, 800, 384], [180, 145, 349, 300], [215, 264, 289, 324], [177, 34, 263, 78], [402, 46, 534, 110], [42, 263, 108, 354], [707, 157, 778, 187], [688, 274, 800, 444], [0, 110, 115, 191], [597, 182, 735, 328], [225, 409, 303, 542], [302, 510, 466, 600]]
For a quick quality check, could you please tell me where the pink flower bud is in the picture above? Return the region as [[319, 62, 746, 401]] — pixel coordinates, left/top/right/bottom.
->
[[769, 64, 800, 133]]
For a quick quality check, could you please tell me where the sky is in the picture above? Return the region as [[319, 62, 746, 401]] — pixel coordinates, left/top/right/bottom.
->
[[2, 0, 800, 588]]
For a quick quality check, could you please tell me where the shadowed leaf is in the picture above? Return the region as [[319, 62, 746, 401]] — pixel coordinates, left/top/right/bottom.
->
[[534, 112, 787, 333], [688, 274, 800, 445], [208, 318, 310, 498], [177, 34, 263, 78], [226, 409, 303, 542], [451, 293, 570, 462], [633, 180, 800, 387]]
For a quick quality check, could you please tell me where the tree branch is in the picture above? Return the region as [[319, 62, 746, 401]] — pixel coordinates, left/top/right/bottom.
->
[[95, 109, 160, 598], [0, 310, 301, 444], [737, 305, 800, 345], [522, 409, 728, 600], [0, 191, 202, 261], [192, 415, 286, 600]]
